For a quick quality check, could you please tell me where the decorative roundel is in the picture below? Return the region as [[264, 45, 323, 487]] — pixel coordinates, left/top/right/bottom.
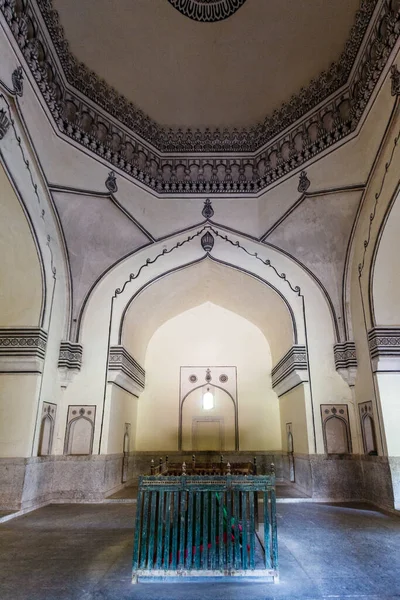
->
[[219, 374, 228, 383], [167, 0, 248, 23], [339, 409, 344, 415], [189, 374, 198, 383]]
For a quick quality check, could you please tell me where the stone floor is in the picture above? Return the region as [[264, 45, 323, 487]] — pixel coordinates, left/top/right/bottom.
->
[[1, 502, 400, 599]]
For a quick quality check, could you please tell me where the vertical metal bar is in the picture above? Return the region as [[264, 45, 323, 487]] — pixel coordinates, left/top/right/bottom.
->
[[271, 487, 279, 571], [186, 490, 194, 569], [249, 488, 255, 570], [226, 490, 232, 570], [241, 492, 248, 570], [202, 491, 209, 569], [139, 491, 150, 569], [163, 491, 172, 569], [218, 492, 224, 570], [264, 491, 271, 569], [171, 491, 179, 570], [233, 490, 240, 569], [147, 491, 157, 568], [155, 491, 164, 569], [132, 488, 143, 570], [194, 492, 201, 569], [178, 490, 187, 570], [210, 491, 216, 569]]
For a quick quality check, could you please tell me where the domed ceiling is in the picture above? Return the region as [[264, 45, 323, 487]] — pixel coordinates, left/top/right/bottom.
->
[[52, 0, 360, 129]]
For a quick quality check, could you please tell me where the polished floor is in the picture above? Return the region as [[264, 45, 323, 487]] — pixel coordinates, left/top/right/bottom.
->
[[1, 502, 400, 600]]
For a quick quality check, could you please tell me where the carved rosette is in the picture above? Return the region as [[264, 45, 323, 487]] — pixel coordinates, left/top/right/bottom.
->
[[167, 0, 248, 22]]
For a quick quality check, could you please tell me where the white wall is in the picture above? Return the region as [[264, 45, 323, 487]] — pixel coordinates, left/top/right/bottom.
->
[[135, 302, 282, 451]]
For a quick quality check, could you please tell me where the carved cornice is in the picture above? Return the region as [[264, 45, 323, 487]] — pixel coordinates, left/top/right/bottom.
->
[[108, 345, 145, 395], [271, 345, 308, 396], [368, 327, 400, 372], [334, 341, 357, 386], [334, 341, 358, 370], [58, 340, 82, 371], [0, 327, 47, 372], [1, 0, 398, 195]]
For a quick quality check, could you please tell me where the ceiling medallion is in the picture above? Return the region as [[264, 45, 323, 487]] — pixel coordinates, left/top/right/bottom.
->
[[167, 0, 248, 22]]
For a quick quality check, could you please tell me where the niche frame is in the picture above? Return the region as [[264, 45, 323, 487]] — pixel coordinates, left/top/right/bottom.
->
[[320, 404, 352, 455]]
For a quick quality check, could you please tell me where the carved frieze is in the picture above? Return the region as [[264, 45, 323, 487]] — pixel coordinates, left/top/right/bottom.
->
[[0, 0, 398, 195], [58, 340, 82, 387], [108, 345, 145, 395], [271, 345, 308, 397], [0, 108, 10, 139], [334, 341, 357, 386], [0, 327, 47, 372], [368, 327, 400, 372], [167, 0, 248, 22]]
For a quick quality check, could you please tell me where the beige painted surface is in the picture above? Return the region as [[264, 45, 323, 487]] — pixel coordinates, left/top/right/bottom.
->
[[373, 189, 400, 325], [0, 163, 42, 326], [123, 259, 294, 366], [105, 384, 138, 455], [0, 375, 41, 457], [135, 302, 282, 451], [53, 0, 358, 128], [375, 373, 400, 456], [278, 385, 310, 455]]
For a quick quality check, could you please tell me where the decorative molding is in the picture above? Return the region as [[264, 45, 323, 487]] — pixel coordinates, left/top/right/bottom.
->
[[108, 345, 145, 395], [390, 63, 400, 95], [11, 66, 23, 96], [58, 341, 82, 388], [359, 400, 378, 454], [297, 170, 310, 194], [38, 401, 56, 456], [0, 108, 10, 139], [368, 327, 400, 372], [105, 170, 117, 193], [0, 0, 398, 195], [201, 230, 214, 252], [0, 327, 47, 372], [202, 198, 214, 220], [334, 340, 357, 386], [167, 0, 247, 22], [271, 345, 308, 396]]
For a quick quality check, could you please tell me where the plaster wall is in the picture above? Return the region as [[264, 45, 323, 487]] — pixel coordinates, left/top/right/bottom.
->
[[278, 385, 309, 455], [0, 162, 42, 326], [0, 374, 41, 457], [105, 383, 138, 455], [135, 302, 282, 452]]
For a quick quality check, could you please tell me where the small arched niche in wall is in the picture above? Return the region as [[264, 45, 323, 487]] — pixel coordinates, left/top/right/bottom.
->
[[321, 405, 351, 454], [38, 402, 56, 456], [64, 405, 96, 455], [180, 366, 238, 451], [359, 401, 378, 455]]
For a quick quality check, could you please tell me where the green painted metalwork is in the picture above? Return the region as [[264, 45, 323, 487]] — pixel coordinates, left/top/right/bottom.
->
[[132, 463, 278, 583]]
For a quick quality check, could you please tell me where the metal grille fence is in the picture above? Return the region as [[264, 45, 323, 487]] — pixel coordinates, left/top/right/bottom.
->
[[132, 472, 278, 583]]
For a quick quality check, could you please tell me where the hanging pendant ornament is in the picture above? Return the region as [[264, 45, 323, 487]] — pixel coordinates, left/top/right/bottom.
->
[[202, 198, 214, 220]]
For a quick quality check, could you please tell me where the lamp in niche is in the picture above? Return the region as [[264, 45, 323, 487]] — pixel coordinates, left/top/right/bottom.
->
[[202, 386, 214, 410]]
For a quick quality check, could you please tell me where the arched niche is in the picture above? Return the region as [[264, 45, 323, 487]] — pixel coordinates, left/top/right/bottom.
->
[[64, 406, 96, 455], [321, 405, 351, 455], [181, 386, 236, 451], [120, 257, 296, 367]]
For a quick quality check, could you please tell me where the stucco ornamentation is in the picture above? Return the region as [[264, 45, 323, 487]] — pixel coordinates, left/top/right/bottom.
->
[[167, 0, 247, 22], [390, 63, 400, 96], [0, 108, 10, 139], [11, 66, 23, 97], [271, 345, 308, 396], [0, 328, 47, 372], [1, 0, 397, 195], [368, 327, 400, 372]]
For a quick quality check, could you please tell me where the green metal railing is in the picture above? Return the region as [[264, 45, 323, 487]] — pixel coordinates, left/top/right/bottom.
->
[[132, 462, 278, 583]]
